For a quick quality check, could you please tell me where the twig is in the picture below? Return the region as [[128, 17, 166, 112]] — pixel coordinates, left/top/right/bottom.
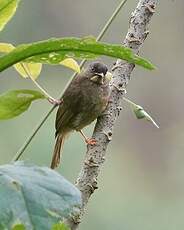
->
[[67, 0, 158, 229], [20, 63, 61, 105], [12, 0, 128, 161]]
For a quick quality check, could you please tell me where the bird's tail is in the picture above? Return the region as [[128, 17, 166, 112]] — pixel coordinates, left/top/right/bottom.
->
[[51, 133, 66, 169]]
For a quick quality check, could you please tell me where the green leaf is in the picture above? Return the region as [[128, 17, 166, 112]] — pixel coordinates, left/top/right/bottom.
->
[[60, 58, 80, 73], [52, 222, 70, 230], [0, 42, 14, 52], [0, 0, 20, 32], [0, 161, 81, 230], [0, 89, 46, 120], [14, 62, 42, 79], [0, 43, 42, 79], [0, 38, 155, 74], [12, 224, 26, 230], [123, 97, 159, 128]]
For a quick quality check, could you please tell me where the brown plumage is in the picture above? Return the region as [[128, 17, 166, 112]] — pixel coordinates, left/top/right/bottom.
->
[[51, 62, 111, 169]]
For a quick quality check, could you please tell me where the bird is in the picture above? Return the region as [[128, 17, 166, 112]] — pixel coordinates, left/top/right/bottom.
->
[[50, 62, 112, 169]]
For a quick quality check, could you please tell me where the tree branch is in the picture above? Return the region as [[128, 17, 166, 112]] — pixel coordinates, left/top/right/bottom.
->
[[67, 0, 158, 229]]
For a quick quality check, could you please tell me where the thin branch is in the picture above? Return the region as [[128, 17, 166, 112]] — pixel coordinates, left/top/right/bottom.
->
[[12, 0, 128, 161], [67, 0, 158, 229], [12, 108, 55, 161], [96, 0, 128, 41]]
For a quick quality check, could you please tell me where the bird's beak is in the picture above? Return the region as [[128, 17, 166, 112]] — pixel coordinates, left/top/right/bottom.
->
[[97, 73, 104, 78], [98, 73, 105, 84], [90, 73, 104, 84], [90, 72, 112, 84]]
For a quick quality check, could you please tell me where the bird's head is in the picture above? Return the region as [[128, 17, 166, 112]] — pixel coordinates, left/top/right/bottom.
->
[[87, 62, 112, 85]]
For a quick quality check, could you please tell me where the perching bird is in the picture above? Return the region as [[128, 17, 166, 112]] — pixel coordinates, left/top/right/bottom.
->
[[51, 62, 112, 169]]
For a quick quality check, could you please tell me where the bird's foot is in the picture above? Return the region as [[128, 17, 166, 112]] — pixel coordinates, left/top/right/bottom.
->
[[79, 130, 97, 145], [85, 138, 97, 146], [48, 98, 63, 106]]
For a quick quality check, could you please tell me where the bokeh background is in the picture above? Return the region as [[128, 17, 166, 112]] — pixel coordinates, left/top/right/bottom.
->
[[0, 1, 184, 229]]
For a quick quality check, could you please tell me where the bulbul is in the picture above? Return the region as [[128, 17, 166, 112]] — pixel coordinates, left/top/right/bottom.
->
[[51, 62, 111, 169]]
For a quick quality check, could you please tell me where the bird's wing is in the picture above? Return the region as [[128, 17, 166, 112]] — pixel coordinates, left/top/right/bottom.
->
[[55, 76, 84, 136], [55, 105, 72, 136]]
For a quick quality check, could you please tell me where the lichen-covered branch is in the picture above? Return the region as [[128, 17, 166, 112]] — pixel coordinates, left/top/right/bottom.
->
[[68, 0, 158, 229]]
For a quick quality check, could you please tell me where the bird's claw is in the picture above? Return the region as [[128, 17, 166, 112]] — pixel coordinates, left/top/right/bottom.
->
[[48, 98, 62, 106], [85, 138, 97, 145]]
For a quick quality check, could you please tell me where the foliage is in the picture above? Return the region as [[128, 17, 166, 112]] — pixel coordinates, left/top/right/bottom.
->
[[52, 222, 70, 230], [12, 224, 26, 230], [0, 0, 20, 31], [123, 97, 159, 128], [0, 43, 42, 79], [0, 162, 81, 230], [0, 37, 155, 72], [0, 90, 45, 120]]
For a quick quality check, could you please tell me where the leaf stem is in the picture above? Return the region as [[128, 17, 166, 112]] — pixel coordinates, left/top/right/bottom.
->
[[20, 63, 61, 105], [12, 0, 129, 161], [123, 97, 139, 107]]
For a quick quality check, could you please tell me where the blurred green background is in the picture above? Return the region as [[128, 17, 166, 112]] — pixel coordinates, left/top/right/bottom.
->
[[1, 1, 184, 229]]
